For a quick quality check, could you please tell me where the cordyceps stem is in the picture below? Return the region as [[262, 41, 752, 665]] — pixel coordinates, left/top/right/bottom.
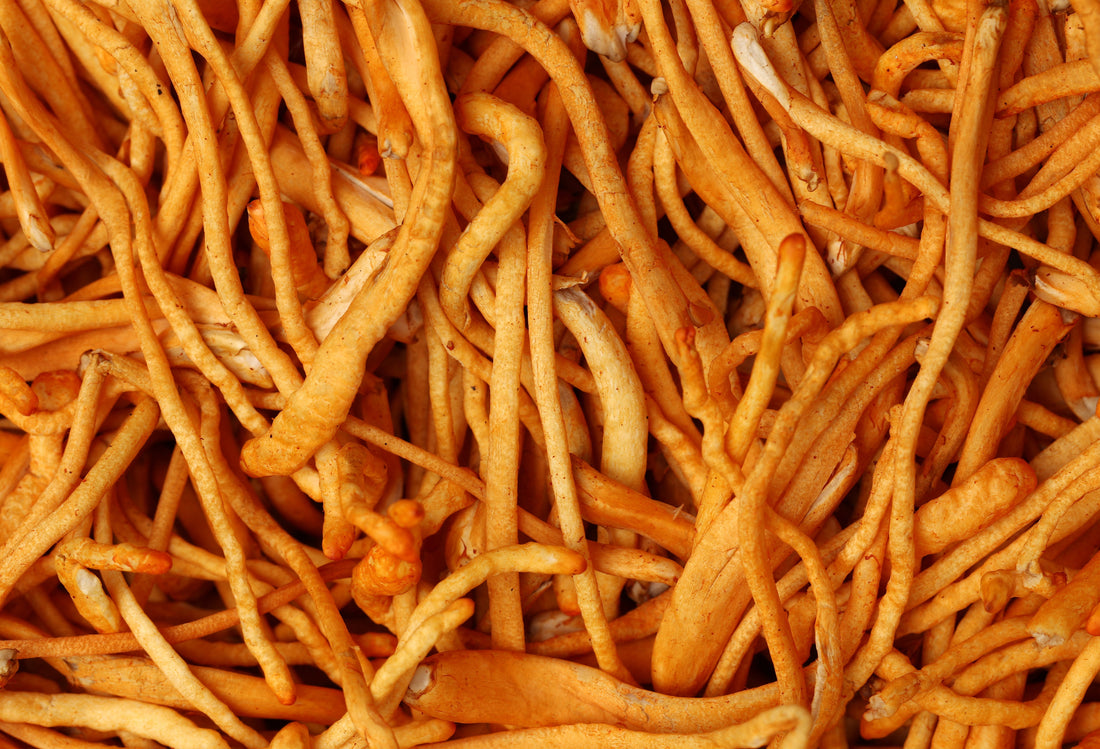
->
[[247, 200, 329, 300], [405, 649, 817, 737], [1072, 0, 1100, 85], [554, 288, 648, 493], [716, 235, 809, 711], [129, 0, 310, 389], [555, 285, 647, 620], [524, 68, 632, 681], [0, 109, 53, 252], [420, 0, 715, 368], [371, 599, 475, 715], [298, 0, 348, 133], [93, 500, 268, 749], [483, 220, 530, 651], [1033, 636, 1100, 749], [0, 396, 159, 609], [440, 92, 546, 330], [345, 1, 415, 160], [651, 296, 938, 696], [635, 0, 842, 329], [726, 234, 804, 465], [406, 544, 586, 637], [0, 693, 229, 749], [845, 1, 1007, 695], [241, 0, 456, 477], [170, 0, 319, 366], [214, 459, 396, 746]]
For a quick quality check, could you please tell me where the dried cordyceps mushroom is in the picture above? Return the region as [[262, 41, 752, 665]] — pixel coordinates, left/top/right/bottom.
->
[[5, 0, 1100, 746]]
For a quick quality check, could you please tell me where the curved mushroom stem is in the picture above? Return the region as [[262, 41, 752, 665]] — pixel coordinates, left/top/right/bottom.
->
[[241, 0, 457, 478]]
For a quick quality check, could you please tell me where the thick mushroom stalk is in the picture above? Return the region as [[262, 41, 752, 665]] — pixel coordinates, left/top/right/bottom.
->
[[240, 0, 457, 477]]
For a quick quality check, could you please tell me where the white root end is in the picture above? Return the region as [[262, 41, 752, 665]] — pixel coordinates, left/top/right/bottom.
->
[[528, 610, 586, 642], [1077, 396, 1100, 422], [730, 24, 791, 111], [1034, 267, 1100, 317], [0, 648, 17, 687], [0, 649, 17, 674], [826, 239, 860, 276], [914, 337, 931, 362], [1018, 560, 1044, 590], [1029, 629, 1065, 648], [25, 214, 54, 252], [578, 8, 627, 62], [407, 664, 432, 696], [617, 21, 641, 45], [74, 567, 103, 596], [798, 163, 819, 191], [864, 693, 889, 721]]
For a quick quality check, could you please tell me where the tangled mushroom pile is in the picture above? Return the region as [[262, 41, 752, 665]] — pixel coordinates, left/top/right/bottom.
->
[[4, 0, 1100, 745]]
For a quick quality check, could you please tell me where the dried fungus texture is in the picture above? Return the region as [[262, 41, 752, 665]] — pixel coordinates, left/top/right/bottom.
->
[[3, 0, 1100, 746]]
